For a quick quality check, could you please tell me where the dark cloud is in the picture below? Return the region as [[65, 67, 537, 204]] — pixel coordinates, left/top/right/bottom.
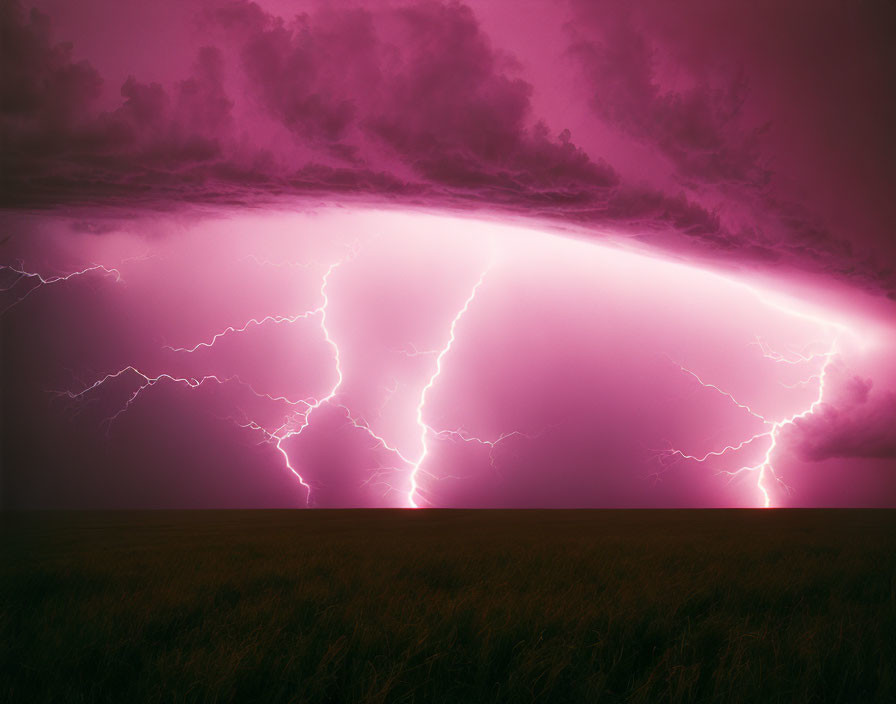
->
[[1, 2, 239, 202], [213, 0, 622, 206], [565, 0, 896, 298], [794, 393, 896, 462], [0, 0, 646, 233], [0, 3, 102, 125], [567, 6, 767, 189], [1, 0, 894, 300], [790, 376, 896, 461]]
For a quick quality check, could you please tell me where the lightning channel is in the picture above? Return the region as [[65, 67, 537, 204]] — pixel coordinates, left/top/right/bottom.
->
[[1, 262, 121, 314], [407, 266, 490, 508], [661, 339, 837, 507]]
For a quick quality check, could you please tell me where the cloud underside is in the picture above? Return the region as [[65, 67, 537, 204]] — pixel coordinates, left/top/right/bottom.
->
[[1, 0, 894, 298], [792, 383, 896, 461]]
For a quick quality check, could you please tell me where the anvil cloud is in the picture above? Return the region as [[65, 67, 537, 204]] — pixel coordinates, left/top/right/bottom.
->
[[1, 0, 895, 508]]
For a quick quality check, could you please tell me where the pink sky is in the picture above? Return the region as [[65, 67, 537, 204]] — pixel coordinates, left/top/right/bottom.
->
[[1, 1, 894, 507]]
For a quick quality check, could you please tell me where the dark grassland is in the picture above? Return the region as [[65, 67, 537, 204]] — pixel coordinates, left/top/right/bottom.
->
[[2, 510, 895, 703]]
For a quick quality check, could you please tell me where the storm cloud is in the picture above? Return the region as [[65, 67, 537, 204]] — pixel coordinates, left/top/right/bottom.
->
[[3, 0, 895, 298]]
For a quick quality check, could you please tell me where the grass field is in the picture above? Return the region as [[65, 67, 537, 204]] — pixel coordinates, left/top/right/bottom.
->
[[2, 510, 895, 703]]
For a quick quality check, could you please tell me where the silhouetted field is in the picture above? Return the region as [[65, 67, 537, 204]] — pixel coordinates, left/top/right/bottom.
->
[[2, 509, 894, 703]]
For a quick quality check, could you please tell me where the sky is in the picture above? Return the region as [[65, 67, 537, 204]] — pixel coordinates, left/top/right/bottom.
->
[[1, 0, 894, 508]]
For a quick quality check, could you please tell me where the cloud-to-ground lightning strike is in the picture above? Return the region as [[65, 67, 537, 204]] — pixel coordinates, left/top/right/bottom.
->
[[60, 260, 346, 501], [1, 262, 122, 314], [25, 238, 849, 509], [407, 267, 490, 508], [56, 252, 522, 507], [660, 339, 838, 507]]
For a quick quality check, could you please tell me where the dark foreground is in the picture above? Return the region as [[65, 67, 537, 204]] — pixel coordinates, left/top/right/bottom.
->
[[2, 510, 895, 703]]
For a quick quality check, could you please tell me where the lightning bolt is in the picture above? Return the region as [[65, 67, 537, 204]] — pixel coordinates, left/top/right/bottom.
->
[[751, 336, 832, 365], [1, 262, 121, 314], [659, 339, 837, 507], [57, 253, 524, 507], [667, 359, 772, 425], [62, 260, 346, 501], [407, 267, 490, 508], [15, 236, 855, 509], [162, 312, 319, 353], [59, 366, 313, 420]]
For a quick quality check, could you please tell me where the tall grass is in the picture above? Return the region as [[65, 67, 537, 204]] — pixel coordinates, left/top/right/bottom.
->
[[2, 510, 894, 703]]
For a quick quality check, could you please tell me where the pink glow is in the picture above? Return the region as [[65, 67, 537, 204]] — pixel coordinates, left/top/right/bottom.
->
[[2, 209, 893, 508], [2, 1, 894, 508]]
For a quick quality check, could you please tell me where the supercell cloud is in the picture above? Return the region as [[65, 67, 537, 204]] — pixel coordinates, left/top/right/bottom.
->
[[1, 0, 894, 508]]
